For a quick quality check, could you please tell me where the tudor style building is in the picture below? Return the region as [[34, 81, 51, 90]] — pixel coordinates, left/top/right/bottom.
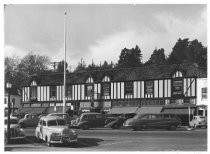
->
[[19, 63, 207, 121]]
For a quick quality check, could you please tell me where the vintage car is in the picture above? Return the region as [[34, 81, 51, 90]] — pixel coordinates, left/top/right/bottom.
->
[[71, 112, 106, 130], [124, 113, 181, 130], [35, 116, 78, 146], [105, 113, 136, 129], [46, 113, 77, 124], [4, 117, 25, 143], [18, 113, 40, 128], [189, 116, 207, 128]]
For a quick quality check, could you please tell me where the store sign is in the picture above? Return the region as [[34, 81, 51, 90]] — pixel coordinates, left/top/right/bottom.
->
[[125, 82, 133, 95], [102, 83, 110, 96], [172, 79, 183, 96], [145, 81, 154, 95]]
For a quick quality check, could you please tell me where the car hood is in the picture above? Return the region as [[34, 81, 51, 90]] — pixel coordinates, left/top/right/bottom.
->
[[47, 126, 69, 132]]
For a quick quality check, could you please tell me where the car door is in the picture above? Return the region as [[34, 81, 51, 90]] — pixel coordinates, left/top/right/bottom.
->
[[149, 114, 163, 129], [42, 120, 47, 140], [95, 114, 105, 127]]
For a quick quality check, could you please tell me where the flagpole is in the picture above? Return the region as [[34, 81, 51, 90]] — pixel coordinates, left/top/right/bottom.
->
[[63, 12, 67, 114]]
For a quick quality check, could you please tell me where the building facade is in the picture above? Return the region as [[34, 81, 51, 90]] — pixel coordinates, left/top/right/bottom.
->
[[20, 63, 207, 119]]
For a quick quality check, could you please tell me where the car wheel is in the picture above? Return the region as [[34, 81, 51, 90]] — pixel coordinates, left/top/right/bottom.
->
[[19, 123, 25, 128], [111, 123, 120, 129], [82, 124, 89, 130], [36, 132, 41, 142], [132, 126, 138, 131], [169, 125, 177, 130], [45, 136, 51, 147]]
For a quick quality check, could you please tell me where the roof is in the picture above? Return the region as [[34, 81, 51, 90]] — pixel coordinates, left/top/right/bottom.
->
[[40, 116, 65, 121], [22, 63, 207, 86]]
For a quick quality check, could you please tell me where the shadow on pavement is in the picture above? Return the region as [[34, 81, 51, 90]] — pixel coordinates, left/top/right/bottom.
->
[[5, 136, 104, 149]]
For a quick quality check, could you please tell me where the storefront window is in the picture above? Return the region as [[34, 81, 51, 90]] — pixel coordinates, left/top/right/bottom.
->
[[30, 86, 37, 100], [102, 83, 110, 96], [125, 81, 133, 95], [66, 85, 72, 97], [50, 86, 57, 98], [202, 87, 207, 100]]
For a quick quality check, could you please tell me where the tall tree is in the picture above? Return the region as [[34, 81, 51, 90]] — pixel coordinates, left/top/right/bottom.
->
[[117, 45, 143, 68], [56, 60, 69, 73], [167, 38, 189, 64], [145, 48, 166, 66]]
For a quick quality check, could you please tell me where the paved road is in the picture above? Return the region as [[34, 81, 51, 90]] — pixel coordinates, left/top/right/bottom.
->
[[5, 127, 207, 151]]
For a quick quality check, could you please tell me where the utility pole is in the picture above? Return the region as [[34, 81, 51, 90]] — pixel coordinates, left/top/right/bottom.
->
[[63, 12, 67, 114]]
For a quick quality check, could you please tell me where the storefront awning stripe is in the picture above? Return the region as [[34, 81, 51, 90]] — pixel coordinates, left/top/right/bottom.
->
[[136, 106, 163, 114], [108, 107, 139, 114]]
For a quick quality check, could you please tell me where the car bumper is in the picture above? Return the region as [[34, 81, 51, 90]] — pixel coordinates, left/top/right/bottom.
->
[[50, 135, 78, 144]]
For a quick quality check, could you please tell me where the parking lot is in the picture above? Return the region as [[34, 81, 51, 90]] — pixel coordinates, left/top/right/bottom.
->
[[5, 127, 207, 151]]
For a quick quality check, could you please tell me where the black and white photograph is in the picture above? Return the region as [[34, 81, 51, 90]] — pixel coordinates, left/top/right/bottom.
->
[[2, 0, 208, 152]]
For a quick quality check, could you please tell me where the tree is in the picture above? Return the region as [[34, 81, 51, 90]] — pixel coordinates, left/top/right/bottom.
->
[[167, 38, 189, 64], [5, 55, 20, 94], [117, 45, 143, 68], [74, 59, 87, 73], [56, 60, 69, 73], [145, 48, 166, 66]]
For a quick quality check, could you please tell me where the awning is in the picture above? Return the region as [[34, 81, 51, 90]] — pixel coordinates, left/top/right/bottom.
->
[[47, 106, 70, 114], [136, 106, 163, 114], [30, 107, 48, 114], [17, 108, 33, 114], [162, 108, 194, 115], [108, 107, 139, 114]]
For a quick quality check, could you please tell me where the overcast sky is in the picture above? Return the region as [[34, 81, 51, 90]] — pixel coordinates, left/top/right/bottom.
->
[[4, 4, 207, 70]]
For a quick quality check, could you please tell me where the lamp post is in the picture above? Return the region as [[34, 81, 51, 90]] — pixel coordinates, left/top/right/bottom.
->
[[6, 82, 12, 144]]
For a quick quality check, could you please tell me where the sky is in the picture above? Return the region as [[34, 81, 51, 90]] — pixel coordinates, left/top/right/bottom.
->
[[4, 4, 207, 70]]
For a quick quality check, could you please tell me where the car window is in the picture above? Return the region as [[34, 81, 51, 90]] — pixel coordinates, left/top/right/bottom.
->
[[43, 120, 46, 126], [141, 115, 149, 119], [48, 120, 57, 126], [163, 114, 170, 119], [57, 119, 66, 126], [83, 115, 88, 120], [96, 115, 102, 119], [39, 120, 42, 125], [88, 115, 96, 119]]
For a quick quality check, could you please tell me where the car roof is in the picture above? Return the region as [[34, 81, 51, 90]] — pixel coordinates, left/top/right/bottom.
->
[[81, 112, 102, 115], [40, 116, 66, 121], [47, 113, 67, 115]]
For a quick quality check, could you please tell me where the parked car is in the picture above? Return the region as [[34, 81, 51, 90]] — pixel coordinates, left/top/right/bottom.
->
[[105, 113, 136, 129], [46, 113, 78, 124], [18, 113, 40, 128], [71, 112, 106, 130], [4, 117, 25, 143], [35, 116, 78, 147], [124, 113, 181, 130], [189, 116, 207, 128]]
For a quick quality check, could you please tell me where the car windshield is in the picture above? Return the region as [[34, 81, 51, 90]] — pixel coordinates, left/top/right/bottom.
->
[[48, 119, 66, 126], [133, 114, 142, 120], [5, 119, 18, 124]]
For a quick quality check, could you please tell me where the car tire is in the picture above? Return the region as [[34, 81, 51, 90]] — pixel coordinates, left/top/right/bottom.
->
[[36, 133, 41, 142], [45, 136, 51, 147], [169, 125, 177, 130], [111, 123, 120, 129]]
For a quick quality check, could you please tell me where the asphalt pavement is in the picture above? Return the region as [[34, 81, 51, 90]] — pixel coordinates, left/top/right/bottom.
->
[[4, 126, 207, 151]]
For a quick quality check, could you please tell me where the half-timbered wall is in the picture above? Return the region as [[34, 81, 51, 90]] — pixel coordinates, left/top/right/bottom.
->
[[22, 76, 197, 103]]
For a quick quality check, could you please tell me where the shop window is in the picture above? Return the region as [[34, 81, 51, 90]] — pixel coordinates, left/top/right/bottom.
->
[[145, 81, 154, 95], [85, 84, 94, 97], [101, 83, 110, 96], [66, 85, 72, 98], [125, 81, 133, 95], [201, 87, 207, 100], [30, 86, 37, 100], [50, 86, 57, 98], [172, 78, 183, 96]]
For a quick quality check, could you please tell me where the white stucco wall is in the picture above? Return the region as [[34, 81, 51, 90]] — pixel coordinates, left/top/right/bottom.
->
[[196, 78, 208, 106]]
